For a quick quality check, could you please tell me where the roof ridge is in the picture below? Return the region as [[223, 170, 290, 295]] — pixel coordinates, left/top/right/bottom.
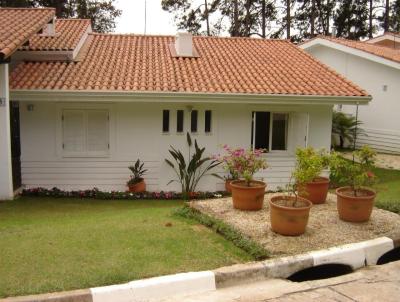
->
[[56, 18, 91, 22], [88, 32, 291, 43], [0, 7, 55, 10]]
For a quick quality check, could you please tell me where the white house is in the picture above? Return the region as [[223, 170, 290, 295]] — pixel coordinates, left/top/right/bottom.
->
[[301, 34, 400, 154], [0, 8, 371, 199]]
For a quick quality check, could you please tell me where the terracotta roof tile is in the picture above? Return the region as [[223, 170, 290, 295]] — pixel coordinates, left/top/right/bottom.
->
[[0, 8, 55, 59], [20, 19, 92, 51], [317, 35, 400, 64], [10, 34, 369, 97]]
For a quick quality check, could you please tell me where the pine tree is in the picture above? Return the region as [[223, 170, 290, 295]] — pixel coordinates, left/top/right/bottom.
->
[[334, 0, 369, 39], [389, 0, 400, 31]]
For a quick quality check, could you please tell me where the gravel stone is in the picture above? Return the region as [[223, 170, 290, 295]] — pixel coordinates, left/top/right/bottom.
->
[[190, 193, 400, 257]]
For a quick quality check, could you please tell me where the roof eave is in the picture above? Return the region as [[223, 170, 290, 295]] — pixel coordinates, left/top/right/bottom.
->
[[10, 89, 371, 105], [300, 38, 400, 70]]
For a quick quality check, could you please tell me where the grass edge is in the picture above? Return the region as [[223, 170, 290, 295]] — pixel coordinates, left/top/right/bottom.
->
[[173, 205, 269, 261]]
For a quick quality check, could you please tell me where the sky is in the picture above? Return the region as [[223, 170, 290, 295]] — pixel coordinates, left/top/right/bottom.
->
[[115, 0, 178, 35]]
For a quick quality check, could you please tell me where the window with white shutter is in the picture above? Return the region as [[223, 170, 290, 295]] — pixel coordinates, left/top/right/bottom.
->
[[62, 109, 110, 157]]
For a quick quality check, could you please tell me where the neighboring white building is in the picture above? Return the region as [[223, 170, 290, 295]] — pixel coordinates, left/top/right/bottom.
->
[[301, 34, 400, 154], [1, 9, 370, 199]]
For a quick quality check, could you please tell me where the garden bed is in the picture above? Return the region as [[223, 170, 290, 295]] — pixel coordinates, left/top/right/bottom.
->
[[190, 192, 400, 257]]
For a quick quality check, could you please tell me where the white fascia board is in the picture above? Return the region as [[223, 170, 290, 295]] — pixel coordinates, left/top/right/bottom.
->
[[10, 89, 371, 105], [300, 38, 400, 70], [366, 34, 399, 44]]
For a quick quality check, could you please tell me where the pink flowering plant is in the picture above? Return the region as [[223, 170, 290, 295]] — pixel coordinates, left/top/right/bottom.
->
[[215, 145, 268, 186]]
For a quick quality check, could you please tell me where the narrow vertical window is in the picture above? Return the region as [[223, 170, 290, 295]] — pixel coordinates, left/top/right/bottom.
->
[[205, 110, 212, 133], [191, 110, 198, 133], [162, 110, 169, 132], [177, 110, 184, 133]]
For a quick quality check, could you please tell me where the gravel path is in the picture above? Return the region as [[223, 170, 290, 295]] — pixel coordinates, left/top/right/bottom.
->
[[341, 152, 400, 170], [190, 193, 400, 258]]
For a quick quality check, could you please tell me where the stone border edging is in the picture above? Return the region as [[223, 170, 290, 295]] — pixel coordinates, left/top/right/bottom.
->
[[1, 235, 399, 302]]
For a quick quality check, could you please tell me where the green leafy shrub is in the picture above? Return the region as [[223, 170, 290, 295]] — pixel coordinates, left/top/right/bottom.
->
[[174, 206, 269, 260], [330, 146, 378, 196], [165, 133, 221, 199], [293, 147, 330, 185]]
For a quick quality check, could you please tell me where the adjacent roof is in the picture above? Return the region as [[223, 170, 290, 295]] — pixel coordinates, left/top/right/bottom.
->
[[10, 34, 368, 97], [20, 19, 92, 51], [309, 36, 400, 64], [0, 8, 55, 60]]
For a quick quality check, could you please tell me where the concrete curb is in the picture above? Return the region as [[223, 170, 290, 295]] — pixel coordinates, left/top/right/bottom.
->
[[2, 236, 399, 302]]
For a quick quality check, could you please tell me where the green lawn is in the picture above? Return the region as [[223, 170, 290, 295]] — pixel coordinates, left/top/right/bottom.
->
[[373, 167, 400, 214], [0, 198, 251, 298]]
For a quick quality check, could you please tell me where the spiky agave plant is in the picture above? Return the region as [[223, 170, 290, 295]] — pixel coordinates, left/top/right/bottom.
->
[[165, 133, 221, 199]]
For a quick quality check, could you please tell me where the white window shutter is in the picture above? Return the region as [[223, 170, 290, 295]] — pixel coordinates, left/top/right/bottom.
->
[[87, 110, 109, 155], [62, 110, 86, 153]]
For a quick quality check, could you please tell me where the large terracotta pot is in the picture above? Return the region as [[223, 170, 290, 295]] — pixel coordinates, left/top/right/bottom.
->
[[298, 177, 330, 204], [225, 179, 233, 193], [230, 180, 266, 211], [269, 195, 312, 236], [336, 186, 376, 222], [128, 179, 146, 193]]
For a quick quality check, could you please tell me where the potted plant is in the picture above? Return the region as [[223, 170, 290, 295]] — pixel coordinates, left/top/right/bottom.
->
[[218, 146, 267, 211], [214, 145, 240, 193], [165, 133, 221, 200], [269, 178, 313, 236], [294, 147, 331, 204], [330, 146, 377, 222], [127, 159, 147, 193]]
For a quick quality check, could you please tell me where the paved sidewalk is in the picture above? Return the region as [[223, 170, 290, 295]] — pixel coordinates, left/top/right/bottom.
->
[[157, 260, 400, 302]]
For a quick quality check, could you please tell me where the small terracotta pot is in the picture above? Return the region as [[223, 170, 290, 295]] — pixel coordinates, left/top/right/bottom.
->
[[230, 180, 266, 211], [128, 179, 146, 193], [336, 186, 376, 222], [225, 179, 233, 193], [269, 195, 312, 236], [298, 177, 330, 204]]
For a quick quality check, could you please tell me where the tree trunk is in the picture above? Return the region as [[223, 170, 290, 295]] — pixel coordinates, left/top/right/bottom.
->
[[286, 0, 291, 39], [384, 0, 390, 32], [311, 0, 315, 37], [340, 136, 344, 149], [369, 0, 373, 38], [262, 0, 266, 38], [233, 0, 239, 36], [204, 0, 210, 36]]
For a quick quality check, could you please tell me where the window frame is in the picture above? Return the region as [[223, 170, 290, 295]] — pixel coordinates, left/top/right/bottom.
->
[[252, 111, 289, 153]]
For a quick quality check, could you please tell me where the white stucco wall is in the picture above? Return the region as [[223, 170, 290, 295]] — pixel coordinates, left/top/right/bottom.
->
[[18, 101, 332, 192], [0, 64, 13, 200], [305, 45, 400, 154]]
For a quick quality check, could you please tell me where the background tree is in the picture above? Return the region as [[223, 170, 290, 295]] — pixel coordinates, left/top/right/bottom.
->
[[0, 0, 121, 33], [334, 0, 369, 39], [388, 0, 400, 31]]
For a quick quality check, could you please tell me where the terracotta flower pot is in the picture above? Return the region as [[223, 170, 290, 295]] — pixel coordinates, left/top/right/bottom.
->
[[230, 180, 266, 211], [298, 177, 330, 204], [225, 179, 233, 193], [269, 195, 312, 236], [336, 186, 376, 222], [128, 179, 146, 193]]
